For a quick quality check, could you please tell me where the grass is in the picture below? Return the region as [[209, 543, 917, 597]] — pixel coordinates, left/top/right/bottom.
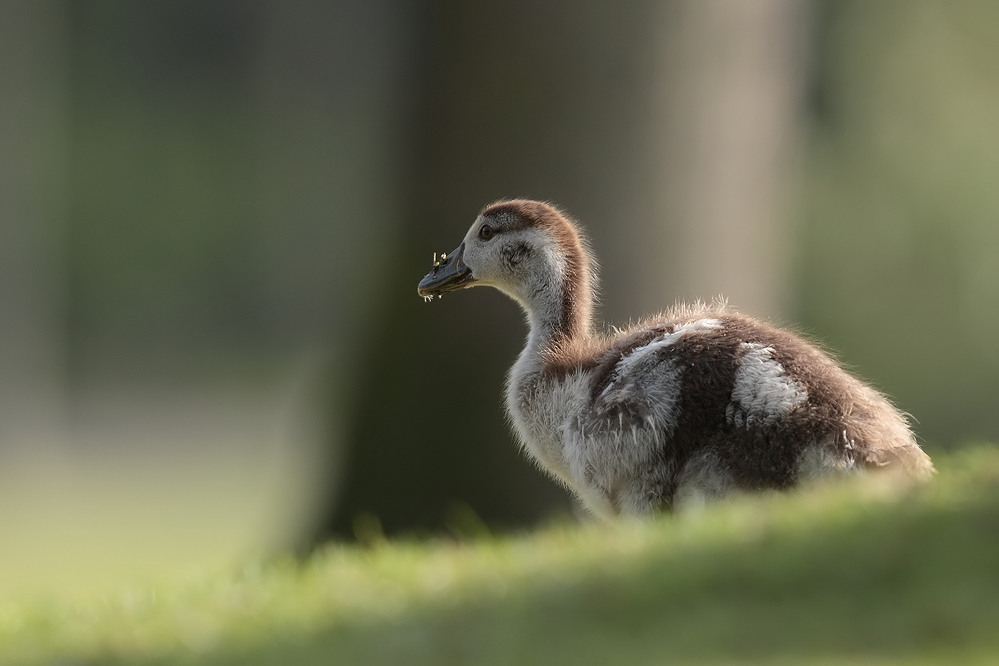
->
[[2, 446, 998, 665]]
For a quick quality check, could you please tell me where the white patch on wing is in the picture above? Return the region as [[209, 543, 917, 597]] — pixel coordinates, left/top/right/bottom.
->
[[600, 318, 721, 401], [727, 342, 807, 428], [594, 358, 684, 434]]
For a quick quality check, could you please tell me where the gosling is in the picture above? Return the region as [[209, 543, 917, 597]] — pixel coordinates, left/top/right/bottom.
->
[[417, 199, 933, 518]]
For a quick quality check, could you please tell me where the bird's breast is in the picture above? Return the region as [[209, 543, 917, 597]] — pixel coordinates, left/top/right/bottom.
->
[[506, 367, 590, 484]]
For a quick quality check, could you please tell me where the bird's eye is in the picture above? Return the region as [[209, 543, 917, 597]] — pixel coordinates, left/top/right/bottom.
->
[[479, 224, 495, 241]]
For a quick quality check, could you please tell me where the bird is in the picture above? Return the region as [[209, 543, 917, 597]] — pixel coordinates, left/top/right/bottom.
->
[[416, 199, 934, 518]]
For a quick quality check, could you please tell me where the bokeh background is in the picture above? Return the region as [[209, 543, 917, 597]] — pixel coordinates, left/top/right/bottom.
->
[[2, 0, 996, 598]]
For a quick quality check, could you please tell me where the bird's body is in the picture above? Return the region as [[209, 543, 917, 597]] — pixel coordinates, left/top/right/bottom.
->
[[418, 199, 933, 518]]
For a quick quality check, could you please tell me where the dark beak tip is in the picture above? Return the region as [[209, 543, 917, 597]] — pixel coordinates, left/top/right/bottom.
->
[[415, 242, 471, 299], [416, 274, 437, 297]]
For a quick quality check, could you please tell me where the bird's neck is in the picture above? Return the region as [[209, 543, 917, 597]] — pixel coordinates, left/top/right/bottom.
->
[[516, 263, 594, 374]]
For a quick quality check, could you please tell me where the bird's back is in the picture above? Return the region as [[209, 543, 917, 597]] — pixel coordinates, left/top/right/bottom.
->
[[541, 302, 933, 512]]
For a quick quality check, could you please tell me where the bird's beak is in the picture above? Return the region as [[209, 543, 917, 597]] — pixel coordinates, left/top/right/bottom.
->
[[417, 242, 474, 299]]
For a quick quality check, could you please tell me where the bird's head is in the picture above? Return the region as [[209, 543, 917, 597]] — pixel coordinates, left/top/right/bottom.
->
[[418, 200, 592, 322]]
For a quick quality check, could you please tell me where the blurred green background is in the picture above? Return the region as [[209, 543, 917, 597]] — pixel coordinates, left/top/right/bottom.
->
[[1, 0, 996, 599]]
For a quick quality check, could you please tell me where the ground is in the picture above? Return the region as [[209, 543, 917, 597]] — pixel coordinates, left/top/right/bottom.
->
[[2, 445, 997, 665]]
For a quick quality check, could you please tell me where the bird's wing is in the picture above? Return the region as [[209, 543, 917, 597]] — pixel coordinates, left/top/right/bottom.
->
[[586, 325, 702, 435]]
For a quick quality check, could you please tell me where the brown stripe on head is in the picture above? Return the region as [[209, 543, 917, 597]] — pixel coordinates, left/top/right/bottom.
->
[[481, 199, 595, 341], [481, 199, 569, 230]]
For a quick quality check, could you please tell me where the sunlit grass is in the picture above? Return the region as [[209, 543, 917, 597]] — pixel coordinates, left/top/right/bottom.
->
[[2, 445, 997, 665]]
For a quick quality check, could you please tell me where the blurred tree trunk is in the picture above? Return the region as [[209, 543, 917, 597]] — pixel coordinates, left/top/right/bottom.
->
[[250, 1, 421, 542], [0, 1, 68, 454], [604, 0, 810, 322], [309, 0, 810, 543]]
